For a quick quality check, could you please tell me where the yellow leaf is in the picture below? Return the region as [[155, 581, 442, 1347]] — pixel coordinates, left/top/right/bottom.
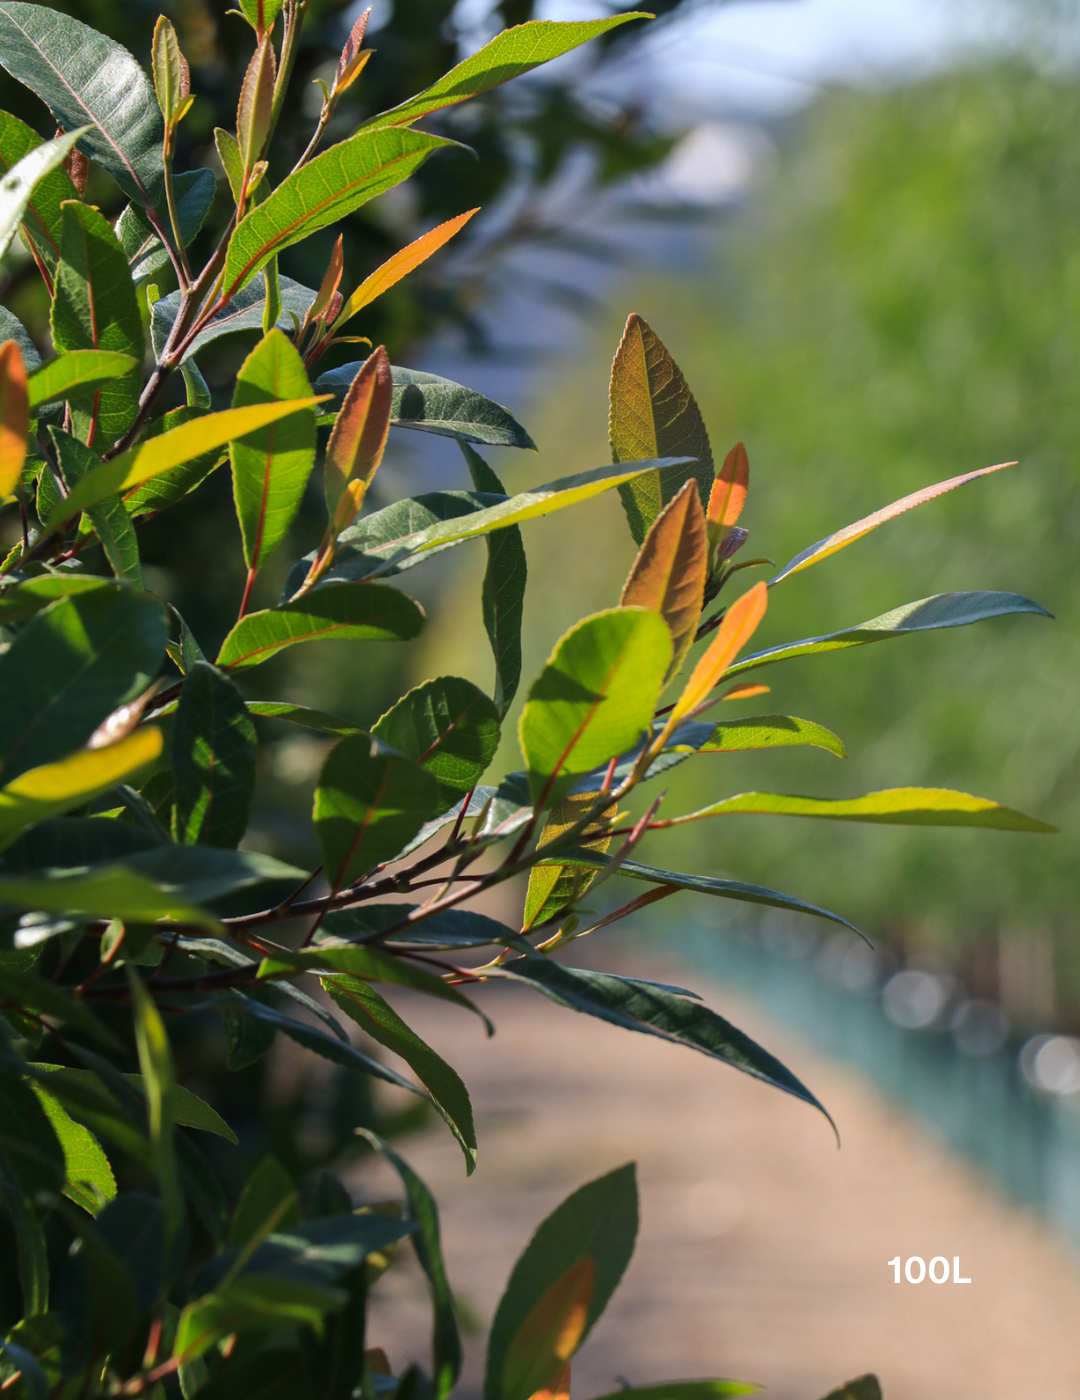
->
[[502, 1258, 594, 1400], [669, 580, 767, 725], [333, 208, 478, 332], [609, 313, 714, 545], [0, 339, 29, 498], [620, 479, 707, 681]]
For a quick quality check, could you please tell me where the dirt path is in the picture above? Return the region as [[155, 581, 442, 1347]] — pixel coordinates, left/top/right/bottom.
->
[[355, 967, 1080, 1400]]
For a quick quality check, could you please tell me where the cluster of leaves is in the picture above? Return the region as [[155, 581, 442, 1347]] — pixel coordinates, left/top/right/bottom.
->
[[0, 4, 1054, 1399]]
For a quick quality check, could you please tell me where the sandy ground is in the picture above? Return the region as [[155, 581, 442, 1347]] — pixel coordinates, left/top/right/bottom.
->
[[350, 967, 1080, 1400]]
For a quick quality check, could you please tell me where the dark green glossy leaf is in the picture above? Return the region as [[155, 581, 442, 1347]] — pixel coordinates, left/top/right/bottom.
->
[[0, 303, 40, 368], [0, 814, 158, 872], [725, 591, 1054, 680], [315, 364, 536, 449], [323, 902, 516, 951], [463, 444, 527, 715], [172, 661, 257, 847], [50, 201, 143, 451], [116, 168, 215, 283], [358, 1129, 462, 1397], [484, 1163, 638, 1400], [49, 430, 141, 584], [0, 1073, 64, 1198], [519, 607, 672, 807], [0, 3, 164, 207], [150, 276, 316, 364], [0, 865, 218, 931], [0, 965, 119, 1045], [0, 1156, 49, 1316], [102, 844, 303, 905], [328, 978, 476, 1172], [56, 1204, 138, 1365], [313, 734, 440, 890], [0, 106, 76, 276], [373, 676, 500, 808], [227, 1154, 299, 1248], [217, 582, 424, 669]]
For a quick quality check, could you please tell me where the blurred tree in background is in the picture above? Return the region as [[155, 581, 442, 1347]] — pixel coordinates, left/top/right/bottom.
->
[[429, 55, 1080, 1022]]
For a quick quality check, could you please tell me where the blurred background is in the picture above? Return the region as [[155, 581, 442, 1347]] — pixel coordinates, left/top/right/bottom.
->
[[5, 0, 1080, 1392]]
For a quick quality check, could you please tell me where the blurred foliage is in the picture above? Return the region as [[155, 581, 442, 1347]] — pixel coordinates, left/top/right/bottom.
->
[[427, 57, 1080, 1007]]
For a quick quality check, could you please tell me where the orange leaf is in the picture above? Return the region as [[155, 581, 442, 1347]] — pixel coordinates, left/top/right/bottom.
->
[[620, 479, 707, 680], [670, 580, 767, 724], [324, 345, 392, 532], [707, 441, 748, 539], [530, 1363, 572, 1400], [306, 232, 345, 330], [332, 209, 478, 332], [723, 682, 769, 701], [770, 460, 1017, 584], [502, 1257, 594, 1400], [0, 341, 29, 499]]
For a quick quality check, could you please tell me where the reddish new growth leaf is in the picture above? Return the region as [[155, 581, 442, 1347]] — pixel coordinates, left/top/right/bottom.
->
[[707, 441, 748, 543], [0, 340, 29, 499]]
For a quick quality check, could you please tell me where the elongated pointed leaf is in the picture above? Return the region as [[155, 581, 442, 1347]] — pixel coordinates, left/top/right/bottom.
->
[[230, 330, 316, 575], [696, 714, 845, 758], [49, 200, 143, 449], [0, 726, 162, 850], [0, 107, 76, 277], [591, 1383, 758, 1400], [708, 442, 749, 536], [0, 865, 220, 929], [461, 445, 527, 715], [502, 1259, 593, 1400], [670, 786, 1056, 832], [362, 15, 649, 130], [770, 462, 1017, 585], [0, 4, 164, 207], [484, 1164, 638, 1400], [227, 1155, 298, 1248], [324, 902, 516, 951], [670, 581, 767, 723], [499, 957, 833, 1127], [324, 346, 392, 532], [523, 792, 615, 931], [151, 275, 316, 363], [127, 967, 181, 1240], [0, 338, 28, 497], [217, 581, 424, 669], [27, 350, 138, 410], [0, 124, 85, 261], [373, 676, 500, 808], [327, 977, 476, 1171], [28, 1081, 116, 1214], [44, 397, 325, 529], [173, 662, 257, 848], [121, 405, 224, 518], [724, 591, 1054, 680], [621, 479, 708, 680], [223, 128, 455, 296], [0, 584, 165, 781], [50, 429, 142, 584], [0, 303, 39, 367], [116, 167, 215, 283], [520, 608, 672, 808], [334, 209, 478, 331], [314, 734, 440, 890], [610, 313, 713, 544], [246, 699, 365, 736]]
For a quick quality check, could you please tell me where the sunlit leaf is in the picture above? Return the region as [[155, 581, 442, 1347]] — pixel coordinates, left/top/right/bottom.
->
[[695, 714, 845, 758], [30, 1081, 115, 1215], [333, 209, 478, 331], [0, 107, 77, 278], [0, 338, 28, 497], [707, 442, 749, 539], [0, 863, 220, 929], [0, 125, 85, 260], [669, 581, 767, 724], [27, 350, 138, 410], [323, 345, 392, 536], [49, 430, 142, 585], [621, 479, 708, 680], [217, 581, 424, 668], [373, 675, 500, 808]]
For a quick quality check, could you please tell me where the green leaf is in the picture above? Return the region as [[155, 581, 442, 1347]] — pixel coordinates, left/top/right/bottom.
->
[[362, 15, 650, 130], [373, 676, 500, 808], [230, 329, 316, 575], [0, 572, 108, 623], [106, 844, 303, 904], [0, 107, 77, 277], [498, 957, 833, 1128], [49, 430, 142, 585], [358, 1129, 462, 1397], [122, 406, 223, 518], [770, 461, 1016, 584], [227, 1154, 299, 1248], [223, 128, 455, 297], [0, 865, 221, 931], [519, 607, 672, 807], [316, 364, 536, 449], [328, 978, 476, 1172], [590, 1384, 758, 1400], [0, 727, 163, 851], [34, 1067, 237, 1145], [818, 1379, 882, 1400], [670, 786, 1056, 833], [127, 967, 181, 1243], [724, 591, 1054, 680], [0, 301, 40, 368], [323, 903, 516, 951], [49, 200, 144, 450], [0, 3, 164, 208], [238, 0, 286, 32], [247, 700, 365, 737], [610, 314, 714, 545], [308, 461, 691, 584], [621, 480, 709, 680], [484, 1164, 638, 1400], [172, 661, 257, 848], [0, 125, 85, 261], [313, 734, 440, 889], [175, 1275, 345, 1362], [546, 852, 864, 937], [694, 715, 846, 758], [217, 582, 425, 669], [43, 396, 325, 529], [151, 275, 316, 363], [116, 168, 215, 283], [30, 1081, 115, 1215], [462, 444, 527, 715], [0, 584, 165, 780], [27, 350, 138, 410]]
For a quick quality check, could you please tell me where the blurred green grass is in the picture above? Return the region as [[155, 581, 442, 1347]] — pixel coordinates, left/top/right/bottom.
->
[[421, 58, 1080, 1008]]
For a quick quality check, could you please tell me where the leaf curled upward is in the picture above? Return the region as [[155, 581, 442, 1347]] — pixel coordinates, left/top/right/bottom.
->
[[621, 479, 707, 681], [609, 313, 714, 545], [0, 339, 28, 497]]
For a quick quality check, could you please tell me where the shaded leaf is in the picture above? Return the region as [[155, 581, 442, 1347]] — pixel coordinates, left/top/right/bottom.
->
[[523, 792, 616, 931], [180, 1346, 308, 1400], [501, 1259, 593, 1400], [462, 445, 527, 715], [0, 965, 118, 1045], [621, 479, 707, 680], [0, 302, 39, 367], [49, 430, 141, 584], [151, 275, 316, 362], [227, 1154, 299, 1248], [0, 865, 220, 930], [116, 168, 214, 284], [217, 581, 424, 669], [173, 661, 257, 847], [373, 676, 501, 808], [610, 313, 713, 545], [323, 903, 516, 951], [591, 1384, 758, 1400], [818, 1379, 882, 1400]]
